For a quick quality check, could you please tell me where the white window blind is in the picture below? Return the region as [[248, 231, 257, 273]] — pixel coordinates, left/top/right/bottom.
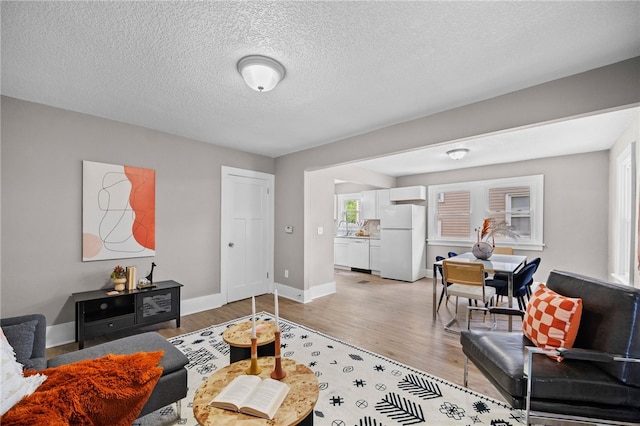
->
[[428, 175, 544, 250], [488, 186, 531, 238], [437, 191, 470, 238]]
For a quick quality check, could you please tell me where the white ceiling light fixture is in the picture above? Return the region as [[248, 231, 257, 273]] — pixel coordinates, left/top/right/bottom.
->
[[237, 55, 286, 92], [446, 148, 469, 160]]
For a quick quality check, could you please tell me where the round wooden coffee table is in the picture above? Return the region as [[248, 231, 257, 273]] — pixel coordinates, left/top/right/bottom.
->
[[193, 357, 319, 425], [222, 320, 276, 363]]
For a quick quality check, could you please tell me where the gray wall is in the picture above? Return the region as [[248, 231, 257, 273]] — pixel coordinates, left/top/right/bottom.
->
[[399, 151, 609, 281], [274, 57, 640, 291], [0, 96, 274, 324], [304, 165, 395, 289]]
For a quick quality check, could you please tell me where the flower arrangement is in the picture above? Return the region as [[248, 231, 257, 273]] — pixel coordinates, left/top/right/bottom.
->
[[476, 218, 519, 247], [110, 265, 126, 280]]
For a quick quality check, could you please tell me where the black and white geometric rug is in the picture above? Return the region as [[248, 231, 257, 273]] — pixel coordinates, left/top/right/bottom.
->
[[135, 312, 524, 425]]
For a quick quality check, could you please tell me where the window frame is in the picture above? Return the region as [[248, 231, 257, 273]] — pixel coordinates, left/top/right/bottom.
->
[[612, 143, 636, 285], [336, 193, 362, 233], [427, 174, 544, 251]]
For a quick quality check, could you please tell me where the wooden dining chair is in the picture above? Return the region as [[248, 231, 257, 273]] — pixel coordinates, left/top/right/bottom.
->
[[492, 246, 514, 255], [489, 247, 514, 283], [442, 260, 496, 332]]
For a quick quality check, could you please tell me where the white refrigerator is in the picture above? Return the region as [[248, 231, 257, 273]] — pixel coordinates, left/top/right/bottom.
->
[[380, 204, 426, 282]]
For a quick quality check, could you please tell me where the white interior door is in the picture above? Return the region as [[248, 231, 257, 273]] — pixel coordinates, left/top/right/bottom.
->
[[221, 167, 274, 303]]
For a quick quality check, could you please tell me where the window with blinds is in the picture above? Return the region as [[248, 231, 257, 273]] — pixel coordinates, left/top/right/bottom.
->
[[437, 191, 470, 238], [487, 186, 531, 237], [427, 175, 544, 250]]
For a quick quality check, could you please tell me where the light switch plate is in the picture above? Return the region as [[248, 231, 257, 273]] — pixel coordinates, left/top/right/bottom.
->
[[318, 227, 323, 235]]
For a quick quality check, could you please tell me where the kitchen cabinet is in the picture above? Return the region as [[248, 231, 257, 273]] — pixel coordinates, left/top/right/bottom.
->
[[334, 237, 350, 267], [369, 239, 381, 274], [361, 190, 377, 220], [361, 189, 392, 220], [348, 238, 370, 270], [389, 185, 427, 201], [376, 189, 391, 218], [334, 237, 371, 270]]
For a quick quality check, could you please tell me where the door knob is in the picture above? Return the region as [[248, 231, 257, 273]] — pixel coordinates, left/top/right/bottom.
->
[[228, 242, 234, 247]]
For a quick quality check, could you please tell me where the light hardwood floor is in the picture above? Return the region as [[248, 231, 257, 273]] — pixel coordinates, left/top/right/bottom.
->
[[47, 269, 519, 403]]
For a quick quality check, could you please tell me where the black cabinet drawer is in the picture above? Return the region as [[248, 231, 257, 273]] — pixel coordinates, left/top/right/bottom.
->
[[84, 314, 135, 338]]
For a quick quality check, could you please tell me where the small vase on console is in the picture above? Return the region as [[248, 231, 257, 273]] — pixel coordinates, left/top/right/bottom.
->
[[112, 278, 127, 291], [472, 241, 493, 260]]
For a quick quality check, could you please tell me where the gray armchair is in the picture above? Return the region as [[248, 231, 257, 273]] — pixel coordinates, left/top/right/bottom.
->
[[1, 313, 47, 370]]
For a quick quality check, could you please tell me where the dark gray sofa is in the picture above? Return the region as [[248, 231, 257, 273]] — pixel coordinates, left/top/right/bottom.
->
[[460, 270, 640, 425], [1, 314, 189, 419]]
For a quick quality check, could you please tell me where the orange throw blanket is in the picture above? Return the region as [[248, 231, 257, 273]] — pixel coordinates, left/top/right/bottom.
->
[[2, 351, 164, 426]]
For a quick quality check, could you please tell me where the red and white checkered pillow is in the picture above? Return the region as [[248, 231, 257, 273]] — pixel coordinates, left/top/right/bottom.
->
[[522, 283, 583, 361]]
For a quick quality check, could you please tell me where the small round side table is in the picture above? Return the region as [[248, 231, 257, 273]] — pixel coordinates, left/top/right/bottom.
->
[[222, 320, 276, 363]]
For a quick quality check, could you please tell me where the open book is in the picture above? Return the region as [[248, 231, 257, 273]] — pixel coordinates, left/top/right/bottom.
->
[[209, 375, 290, 419]]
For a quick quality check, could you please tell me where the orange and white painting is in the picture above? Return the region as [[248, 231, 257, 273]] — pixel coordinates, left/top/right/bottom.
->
[[82, 161, 155, 261]]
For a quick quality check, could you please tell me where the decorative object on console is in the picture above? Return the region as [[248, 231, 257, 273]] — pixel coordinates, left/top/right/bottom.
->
[[472, 218, 519, 260], [126, 266, 136, 291], [111, 265, 127, 291], [145, 262, 156, 284], [82, 161, 155, 261]]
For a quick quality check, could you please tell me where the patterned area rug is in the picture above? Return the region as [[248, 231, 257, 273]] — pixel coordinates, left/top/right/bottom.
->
[[135, 313, 524, 425]]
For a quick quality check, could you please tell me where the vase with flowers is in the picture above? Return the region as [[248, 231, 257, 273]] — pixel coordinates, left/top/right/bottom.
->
[[472, 218, 519, 260], [111, 265, 127, 291]]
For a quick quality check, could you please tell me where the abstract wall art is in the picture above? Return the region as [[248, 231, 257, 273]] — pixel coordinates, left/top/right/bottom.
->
[[83, 161, 155, 261]]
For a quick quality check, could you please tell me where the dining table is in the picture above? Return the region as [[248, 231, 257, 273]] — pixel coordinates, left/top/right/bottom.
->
[[432, 251, 527, 331]]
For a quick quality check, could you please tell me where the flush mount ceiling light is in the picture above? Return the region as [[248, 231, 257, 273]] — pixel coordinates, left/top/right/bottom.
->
[[446, 148, 469, 160], [237, 55, 286, 92]]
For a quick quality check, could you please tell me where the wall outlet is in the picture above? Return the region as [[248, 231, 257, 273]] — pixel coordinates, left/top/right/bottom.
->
[[284, 269, 289, 278]]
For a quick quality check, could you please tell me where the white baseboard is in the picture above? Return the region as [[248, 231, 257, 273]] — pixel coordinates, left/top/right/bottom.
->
[[275, 281, 336, 304], [181, 292, 225, 316], [425, 267, 434, 279], [46, 322, 76, 348], [45, 284, 336, 348]]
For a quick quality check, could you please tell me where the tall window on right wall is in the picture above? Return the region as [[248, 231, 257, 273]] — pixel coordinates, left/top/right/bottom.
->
[[613, 142, 636, 285], [428, 175, 544, 251]]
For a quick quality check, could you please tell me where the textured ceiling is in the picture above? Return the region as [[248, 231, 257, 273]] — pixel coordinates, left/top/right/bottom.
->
[[2, 1, 640, 165]]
